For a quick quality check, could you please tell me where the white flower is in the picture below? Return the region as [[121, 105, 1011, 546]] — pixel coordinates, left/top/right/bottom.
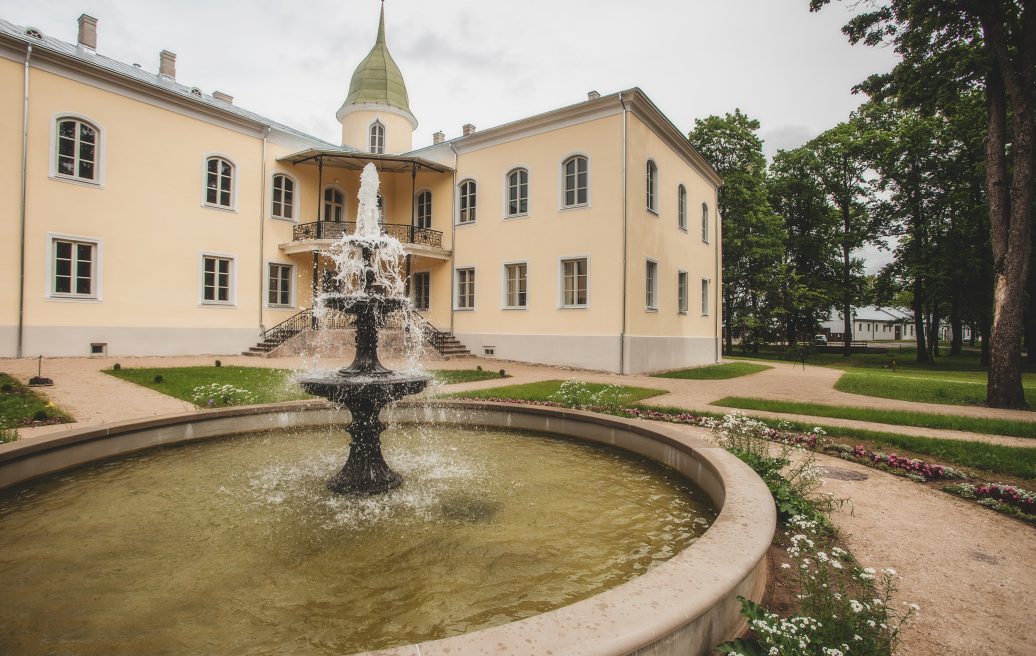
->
[[781, 563, 791, 569], [850, 599, 864, 613], [854, 634, 863, 641]]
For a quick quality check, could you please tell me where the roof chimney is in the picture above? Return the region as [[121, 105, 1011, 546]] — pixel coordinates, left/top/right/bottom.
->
[[462, 123, 476, 136], [212, 91, 233, 104], [432, 131, 445, 145], [77, 14, 97, 51], [159, 50, 176, 80], [587, 90, 600, 100]]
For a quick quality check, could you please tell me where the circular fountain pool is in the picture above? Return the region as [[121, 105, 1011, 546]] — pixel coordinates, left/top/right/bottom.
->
[[0, 425, 714, 654], [0, 401, 775, 655]]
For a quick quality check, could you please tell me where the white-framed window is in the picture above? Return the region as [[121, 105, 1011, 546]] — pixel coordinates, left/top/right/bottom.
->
[[412, 271, 430, 311], [504, 262, 528, 309], [54, 116, 100, 183], [678, 270, 688, 314], [201, 254, 235, 305], [50, 236, 98, 298], [562, 155, 588, 208], [369, 120, 385, 154], [271, 174, 295, 221], [645, 260, 658, 310], [702, 202, 710, 243], [701, 278, 710, 316], [646, 160, 658, 213], [678, 185, 687, 231], [324, 185, 345, 222], [456, 267, 475, 309], [458, 179, 477, 224], [506, 168, 529, 217], [267, 262, 294, 308], [416, 190, 432, 229], [204, 156, 235, 209], [560, 257, 588, 308]]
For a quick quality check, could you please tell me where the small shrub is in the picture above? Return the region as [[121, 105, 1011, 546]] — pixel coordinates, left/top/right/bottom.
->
[[0, 419, 16, 444], [215, 360, 222, 368], [190, 383, 258, 408], [476, 365, 483, 372], [112, 363, 122, 371], [153, 375, 164, 384], [33, 409, 48, 421], [499, 369, 506, 377], [1, 383, 13, 393]]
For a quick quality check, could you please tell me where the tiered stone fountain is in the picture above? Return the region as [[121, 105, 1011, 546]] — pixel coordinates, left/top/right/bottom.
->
[[296, 163, 429, 494]]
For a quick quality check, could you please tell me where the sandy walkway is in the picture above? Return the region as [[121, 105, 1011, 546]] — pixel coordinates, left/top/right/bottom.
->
[[1, 354, 1034, 655]]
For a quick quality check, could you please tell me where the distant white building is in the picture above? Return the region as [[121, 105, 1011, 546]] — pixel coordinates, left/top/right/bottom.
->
[[821, 306, 970, 343]]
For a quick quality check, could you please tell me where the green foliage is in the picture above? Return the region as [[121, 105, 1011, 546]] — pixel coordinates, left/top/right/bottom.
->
[[713, 396, 1036, 439], [442, 379, 666, 405], [689, 110, 786, 353], [106, 366, 312, 405], [0, 418, 17, 444], [431, 369, 508, 385], [653, 362, 772, 380], [0, 373, 72, 427], [835, 370, 1036, 407]]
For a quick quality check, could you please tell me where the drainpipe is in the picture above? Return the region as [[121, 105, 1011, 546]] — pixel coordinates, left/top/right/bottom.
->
[[258, 126, 270, 334], [715, 208, 722, 361], [16, 45, 32, 358], [449, 142, 459, 334], [619, 94, 629, 374]]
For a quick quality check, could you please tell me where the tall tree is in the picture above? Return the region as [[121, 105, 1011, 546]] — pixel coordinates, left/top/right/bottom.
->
[[768, 146, 841, 345], [807, 120, 875, 357], [810, 0, 1034, 408], [688, 110, 785, 354]]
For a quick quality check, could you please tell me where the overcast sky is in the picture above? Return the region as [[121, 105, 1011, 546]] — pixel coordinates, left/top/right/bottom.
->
[[2, 0, 899, 270]]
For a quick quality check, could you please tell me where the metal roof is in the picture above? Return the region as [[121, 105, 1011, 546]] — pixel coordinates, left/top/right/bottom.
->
[[0, 18, 343, 149], [343, 3, 412, 118], [278, 148, 452, 173]]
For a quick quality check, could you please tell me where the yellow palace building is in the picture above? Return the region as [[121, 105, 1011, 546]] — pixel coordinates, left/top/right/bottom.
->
[[0, 8, 722, 374]]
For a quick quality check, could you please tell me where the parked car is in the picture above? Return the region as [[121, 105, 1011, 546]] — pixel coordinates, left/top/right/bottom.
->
[[815, 334, 828, 346]]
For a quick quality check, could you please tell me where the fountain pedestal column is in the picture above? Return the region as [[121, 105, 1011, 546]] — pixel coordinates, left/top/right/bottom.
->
[[329, 396, 401, 494]]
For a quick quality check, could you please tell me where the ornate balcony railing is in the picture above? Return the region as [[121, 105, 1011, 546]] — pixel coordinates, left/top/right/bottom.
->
[[292, 221, 443, 249]]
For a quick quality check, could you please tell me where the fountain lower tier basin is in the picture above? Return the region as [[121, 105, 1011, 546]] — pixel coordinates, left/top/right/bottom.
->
[[296, 371, 430, 405], [0, 401, 775, 656]]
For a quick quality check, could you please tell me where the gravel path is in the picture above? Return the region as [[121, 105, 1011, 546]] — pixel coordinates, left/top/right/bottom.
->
[[2, 354, 1034, 655]]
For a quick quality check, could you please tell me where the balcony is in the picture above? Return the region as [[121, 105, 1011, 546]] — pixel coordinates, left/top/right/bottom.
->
[[280, 221, 449, 259]]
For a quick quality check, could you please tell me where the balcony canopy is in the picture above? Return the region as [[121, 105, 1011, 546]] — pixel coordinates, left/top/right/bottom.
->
[[278, 148, 453, 174]]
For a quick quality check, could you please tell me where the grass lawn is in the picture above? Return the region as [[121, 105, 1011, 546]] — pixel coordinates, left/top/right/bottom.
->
[[0, 373, 73, 428], [445, 379, 1035, 481], [106, 366, 312, 406], [431, 369, 509, 385], [653, 362, 772, 380], [713, 396, 1036, 439], [442, 379, 667, 404], [835, 371, 1036, 407]]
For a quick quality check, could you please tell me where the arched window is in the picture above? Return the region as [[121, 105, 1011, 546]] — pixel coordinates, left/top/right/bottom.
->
[[701, 202, 710, 243], [646, 160, 658, 212], [562, 155, 588, 207], [271, 174, 295, 220], [459, 179, 477, 223], [369, 121, 385, 154], [506, 168, 528, 217], [205, 156, 234, 208], [56, 117, 99, 182], [416, 190, 432, 229], [678, 185, 687, 230], [324, 186, 345, 222]]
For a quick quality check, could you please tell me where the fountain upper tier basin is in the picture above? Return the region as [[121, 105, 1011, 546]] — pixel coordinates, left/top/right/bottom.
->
[[0, 401, 775, 656], [295, 370, 430, 405]]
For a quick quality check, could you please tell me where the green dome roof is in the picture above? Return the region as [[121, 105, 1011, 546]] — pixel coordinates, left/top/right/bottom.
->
[[344, 4, 411, 115]]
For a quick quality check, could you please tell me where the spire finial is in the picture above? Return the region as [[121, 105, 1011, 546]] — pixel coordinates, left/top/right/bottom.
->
[[376, 0, 386, 45]]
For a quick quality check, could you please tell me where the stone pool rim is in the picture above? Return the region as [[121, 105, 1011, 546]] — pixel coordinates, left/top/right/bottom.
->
[[0, 399, 775, 656]]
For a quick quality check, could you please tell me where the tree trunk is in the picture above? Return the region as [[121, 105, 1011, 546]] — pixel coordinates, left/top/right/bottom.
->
[[724, 293, 734, 355], [950, 293, 963, 355], [969, 322, 977, 348], [913, 283, 929, 363], [928, 307, 940, 359], [980, 316, 992, 366], [979, 10, 1033, 408]]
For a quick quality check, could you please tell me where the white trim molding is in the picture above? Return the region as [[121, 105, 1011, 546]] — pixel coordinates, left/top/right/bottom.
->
[[268, 170, 299, 222], [44, 231, 103, 301], [48, 111, 106, 187], [200, 153, 239, 212], [558, 152, 592, 211], [198, 250, 238, 306], [557, 254, 591, 309]]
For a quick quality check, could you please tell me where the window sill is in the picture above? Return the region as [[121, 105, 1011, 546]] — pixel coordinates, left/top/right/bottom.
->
[[503, 213, 529, 221], [647, 208, 659, 216], [49, 174, 102, 189], [455, 220, 477, 227], [202, 203, 238, 213], [503, 306, 527, 311], [646, 307, 659, 313], [560, 203, 590, 212], [46, 295, 100, 302], [200, 302, 237, 308], [270, 216, 298, 224], [678, 226, 688, 233], [560, 305, 588, 310], [268, 304, 295, 310], [453, 307, 475, 312], [678, 310, 688, 315]]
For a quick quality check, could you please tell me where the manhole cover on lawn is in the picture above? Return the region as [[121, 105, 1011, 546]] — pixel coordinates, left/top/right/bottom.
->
[[819, 466, 869, 481]]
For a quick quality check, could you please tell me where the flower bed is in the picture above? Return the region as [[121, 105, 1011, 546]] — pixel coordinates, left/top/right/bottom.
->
[[944, 482, 1036, 516]]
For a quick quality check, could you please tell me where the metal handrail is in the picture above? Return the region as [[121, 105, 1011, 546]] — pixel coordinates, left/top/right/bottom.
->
[[259, 307, 353, 344], [292, 221, 443, 249], [409, 312, 451, 351]]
